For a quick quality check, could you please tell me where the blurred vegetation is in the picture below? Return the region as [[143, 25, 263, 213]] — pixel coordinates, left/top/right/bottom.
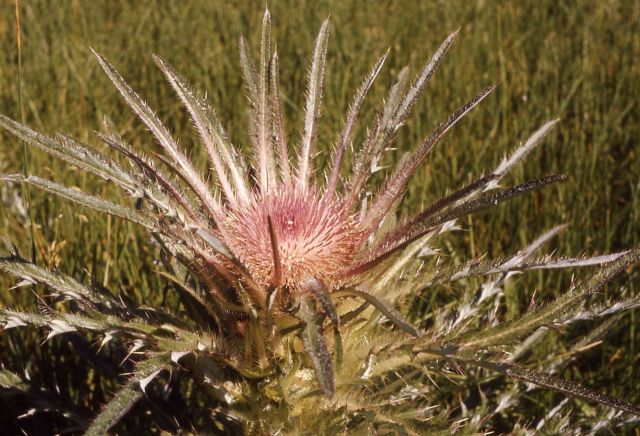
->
[[0, 0, 638, 433]]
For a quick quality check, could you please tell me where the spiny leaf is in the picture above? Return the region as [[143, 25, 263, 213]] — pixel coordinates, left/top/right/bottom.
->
[[0, 306, 182, 340], [514, 252, 630, 271], [0, 369, 27, 391], [472, 360, 640, 416], [0, 114, 138, 193], [325, 50, 389, 199], [1, 310, 106, 336], [3, 175, 154, 229], [301, 275, 339, 328], [376, 173, 498, 254], [195, 228, 234, 259], [46, 319, 77, 340], [85, 354, 171, 436], [458, 248, 640, 349], [157, 270, 246, 314], [333, 288, 421, 338], [298, 18, 329, 192], [363, 84, 496, 233], [98, 133, 201, 222], [267, 216, 282, 287], [344, 114, 384, 210], [431, 224, 614, 285], [493, 224, 568, 272], [413, 174, 499, 221], [353, 174, 567, 276], [382, 66, 410, 129], [239, 36, 259, 104], [153, 55, 250, 205], [486, 119, 559, 190], [343, 66, 409, 209], [0, 255, 105, 305], [393, 29, 459, 128], [298, 296, 334, 398], [92, 50, 222, 221], [255, 8, 276, 192], [270, 50, 291, 184]]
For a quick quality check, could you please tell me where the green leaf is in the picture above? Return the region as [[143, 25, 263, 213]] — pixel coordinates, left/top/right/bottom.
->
[[298, 296, 334, 398], [0, 114, 138, 193], [3, 175, 154, 229], [298, 18, 329, 191], [0, 255, 106, 305], [333, 288, 421, 338], [85, 354, 171, 435], [458, 248, 640, 349], [92, 50, 222, 221], [471, 360, 640, 416]]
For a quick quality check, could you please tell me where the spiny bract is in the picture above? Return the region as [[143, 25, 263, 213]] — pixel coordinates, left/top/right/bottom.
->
[[1, 8, 639, 435]]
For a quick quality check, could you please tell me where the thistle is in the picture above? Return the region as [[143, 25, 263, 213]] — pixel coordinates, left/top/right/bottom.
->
[[1, 9, 639, 434]]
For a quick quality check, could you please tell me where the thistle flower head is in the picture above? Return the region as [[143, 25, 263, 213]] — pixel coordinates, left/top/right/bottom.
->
[[220, 186, 359, 291]]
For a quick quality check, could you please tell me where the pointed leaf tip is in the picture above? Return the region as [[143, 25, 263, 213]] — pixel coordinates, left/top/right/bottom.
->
[[139, 369, 163, 394]]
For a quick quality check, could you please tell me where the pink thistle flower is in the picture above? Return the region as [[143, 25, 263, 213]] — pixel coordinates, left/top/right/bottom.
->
[[0, 9, 572, 400], [220, 186, 360, 292], [80, 11, 537, 396]]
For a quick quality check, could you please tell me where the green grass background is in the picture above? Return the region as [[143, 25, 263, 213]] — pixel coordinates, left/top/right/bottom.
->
[[0, 0, 638, 431]]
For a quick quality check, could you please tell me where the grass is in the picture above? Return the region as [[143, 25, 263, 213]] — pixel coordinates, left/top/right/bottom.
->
[[0, 0, 638, 433]]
